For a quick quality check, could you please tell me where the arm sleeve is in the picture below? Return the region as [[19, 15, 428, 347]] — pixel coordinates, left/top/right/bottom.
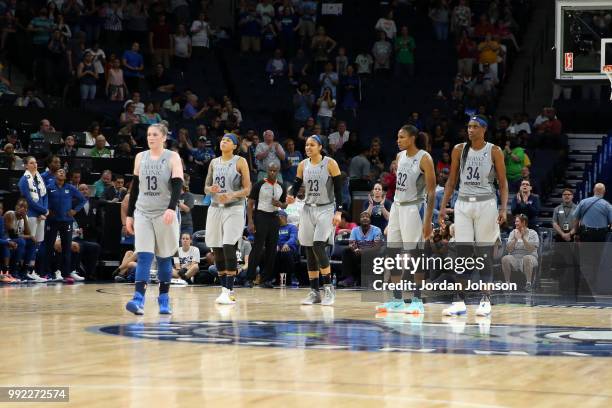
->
[[280, 183, 287, 202], [127, 176, 139, 217], [332, 174, 343, 210], [168, 177, 183, 210]]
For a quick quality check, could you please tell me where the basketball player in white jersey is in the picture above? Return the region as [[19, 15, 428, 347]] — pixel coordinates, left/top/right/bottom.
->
[[125, 123, 184, 315], [376, 125, 436, 314], [204, 134, 251, 305], [287, 135, 343, 306], [439, 115, 508, 317]]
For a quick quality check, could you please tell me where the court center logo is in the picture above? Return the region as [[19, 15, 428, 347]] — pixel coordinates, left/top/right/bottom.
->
[[92, 319, 612, 357]]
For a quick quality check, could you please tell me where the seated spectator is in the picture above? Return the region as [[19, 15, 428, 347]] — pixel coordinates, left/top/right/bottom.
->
[[535, 107, 562, 144], [147, 63, 175, 93], [282, 138, 302, 183], [162, 92, 182, 117], [1, 129, 25, 153], [0, 202, 20, 282], [335, 211, 357, 237], [338, 211, 383, 287], [90, 136, 112, 158], [511, 179, 541, 226], [179, 178, 195, 235], [115, 142, 134, 158], [192, 137, 216, 169], [285, 185, 305, 226], [369, 139, 385, 178], [328, 121, 350, 155], [57, 135, 77, 157], [363, 183, 392, 231], [293, 82, 315, 124], [174, 233, 200, 284], [112, 251, 138, 282], [349, 145, 372, 183], [69, 170, 82, 187], [84, 122, 108, 146], [502, 214, 539, 291], [119, 102, 141, 127], [183, 94, 207, 120], [14, 88, 44, 108], [140, 102, 162, 125], [456, 30, 477, 76], [273, 210, 300, 286], [266, 49, 288, 78], [220, 100, 243, 126], [106, 58, 127, 101], [70, 219, 101, 280], [122, 42, 144, 93], [474, 14, 495, 38], [3, 198, 37, 280], [436, 151, 451, 173], [130, 92, 145, 115], [382, 160, 397, 201], [102, 175, 127, 202], [93, 170, 113, 198], [288, 48, 310, 85], [372, 31, 392, 76], [3, 143, 24, 170], [30, 119, 56, 141]]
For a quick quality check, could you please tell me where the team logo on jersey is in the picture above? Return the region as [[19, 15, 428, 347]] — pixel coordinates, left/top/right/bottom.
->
[[91, 319, 612, 357]]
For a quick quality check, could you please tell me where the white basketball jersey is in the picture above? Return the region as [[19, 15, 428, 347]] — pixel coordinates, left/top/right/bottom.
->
[[458, 142, 496, 196], [394, 150, 429, 202]]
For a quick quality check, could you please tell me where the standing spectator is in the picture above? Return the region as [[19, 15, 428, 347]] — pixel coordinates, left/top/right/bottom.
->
[[124, 0, 148, 47], [172, 24, 192, 73], [183, 94, 206, 120], [106, 58, 127, 101], [395, 26, 416, 78], [103, 1, 124, 52], [255, 130, 286, 181], [318, 62, 339, 97], [372, 31, 392, 76], [511, 179, 541, 227], [363, 183, 392, 231], [502, 214, 539, 291], [276, 6, 299, 54], [338, 211, 382, 287], [311, 26, 337, 74], [315, 87, 335, 134], [504, 136, 526, 191], [190, 12, 211, 58], [299, 0, 318, 46], [74, 184, 100, 242], [77, 52, 98, 101], [120, 102, 140, 126], [293, 82, 315, 124], [477, 33, 501, 80], [246, 163, 287, 287], [239, 3, 262, 53], [340, 65, 360, 117], [179, 179, 195, 235], [456, 29, 477, 75], [149, 15, 172, 69], [122, 42, 144, 93], [84, 42, 106, 84], [288, 48, 310, 85], [429, 0, 450, 41], [45, 168, 87, 283], [374, 9, 397, 40], [282, 138, 302, 184], [355, 50, 373, 78], [257, 0, 275, 27], [28, 7, 55, 80], [349, 145, 372, 183], [18, 157, 49, 282], [382, 160, 397, 200], [552, 188, 577, 243], [41, 155, 62, 185], [45, 29, 70, 96], [335, 47, 349, 76], [572, 183, 611, 243]]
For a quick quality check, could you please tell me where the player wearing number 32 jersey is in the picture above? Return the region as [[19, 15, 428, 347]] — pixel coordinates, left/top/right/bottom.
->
[[205, 134, 251, 305]]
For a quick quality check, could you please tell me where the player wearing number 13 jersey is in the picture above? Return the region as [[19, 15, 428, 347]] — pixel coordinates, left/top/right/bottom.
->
[[205, 134, 251, 305], [439, 115, 508, 317]]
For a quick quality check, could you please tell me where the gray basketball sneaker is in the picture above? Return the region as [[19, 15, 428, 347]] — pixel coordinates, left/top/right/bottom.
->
[[321, 285, 335, 306], [301, 289, 322, 305]]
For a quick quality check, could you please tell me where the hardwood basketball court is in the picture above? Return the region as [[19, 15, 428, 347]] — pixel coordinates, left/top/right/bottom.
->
[[1, 283, 612, 407]]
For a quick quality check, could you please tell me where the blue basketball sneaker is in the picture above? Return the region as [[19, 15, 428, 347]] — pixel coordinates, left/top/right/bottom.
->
[[158, 293, 172, 315], [375, 299, 405, 313], [405, 298, 425, 314], [126, 292, 145, 315]]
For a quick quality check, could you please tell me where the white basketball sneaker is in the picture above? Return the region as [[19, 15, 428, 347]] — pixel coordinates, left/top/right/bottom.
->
[[26, 271, 47, 283], [215, 287, 236, 305], [475, 297, 492, 316], [442, 301, 467, 316], [321, 284, 335, 306], [70, 271, 85, 281], [301, 289, 321, 305]]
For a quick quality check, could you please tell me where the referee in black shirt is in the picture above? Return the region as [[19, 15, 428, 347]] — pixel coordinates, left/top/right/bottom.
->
[[246, 163, 287, 288]]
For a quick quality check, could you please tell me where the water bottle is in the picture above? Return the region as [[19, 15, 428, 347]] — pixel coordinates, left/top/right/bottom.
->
[[332, 273, 337, 287]]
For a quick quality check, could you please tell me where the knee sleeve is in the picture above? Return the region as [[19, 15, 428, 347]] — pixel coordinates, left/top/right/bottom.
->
[[223, 244, 237, 272], [135, 252, 154, 282], [156, 256, 173, 282], [213, 247, 226, 271], [312, 241, 330, 269], [305, 246, 318, 271]]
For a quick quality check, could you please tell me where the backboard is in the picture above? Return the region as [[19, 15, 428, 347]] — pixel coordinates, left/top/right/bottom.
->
[[556, 0, 612, 80]]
